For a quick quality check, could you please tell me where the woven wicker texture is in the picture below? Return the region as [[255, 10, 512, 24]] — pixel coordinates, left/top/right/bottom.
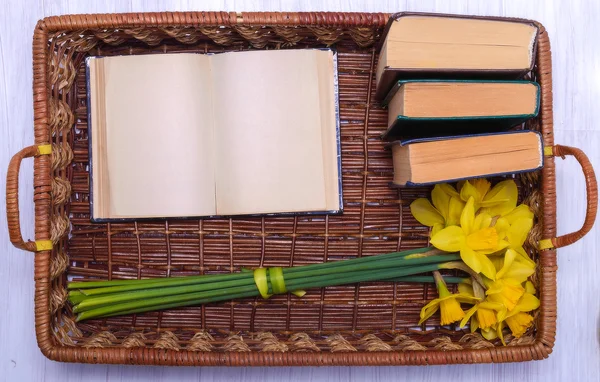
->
[[4, 11, 597, 365]]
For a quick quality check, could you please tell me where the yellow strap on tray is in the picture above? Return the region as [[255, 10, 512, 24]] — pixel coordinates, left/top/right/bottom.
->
[[543, 146, 554, 157], [37, 144, 52, 156], [35, 240, 53, 251], [538, 238, 555, 251]]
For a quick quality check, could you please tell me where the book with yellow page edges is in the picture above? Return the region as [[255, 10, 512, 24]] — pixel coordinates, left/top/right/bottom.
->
[[389, 130, 543, 186], [382, 80, 540, 139], [375, 13, 539, 100]]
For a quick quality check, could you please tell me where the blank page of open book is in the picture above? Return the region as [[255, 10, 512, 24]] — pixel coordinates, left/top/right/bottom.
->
[[88, 49, 340, 220]]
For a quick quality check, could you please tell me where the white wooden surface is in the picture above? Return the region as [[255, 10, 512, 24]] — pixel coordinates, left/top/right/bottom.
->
[[1, 0, 599, 381]]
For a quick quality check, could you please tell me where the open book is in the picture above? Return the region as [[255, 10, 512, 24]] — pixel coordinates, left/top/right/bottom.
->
[[88, 50, 341, 220]]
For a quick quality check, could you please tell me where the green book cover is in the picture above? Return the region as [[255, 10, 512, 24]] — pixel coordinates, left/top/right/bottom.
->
[[382, 79, 540, 140]]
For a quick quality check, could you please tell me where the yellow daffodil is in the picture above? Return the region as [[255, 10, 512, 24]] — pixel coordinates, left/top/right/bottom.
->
[[485, 242, 536, 311], [419, 271, 479, 326], [491, 248, 535, 283], [430, 196, 509, 279], [410, 184, 464, 236], [497, 290, 540, 344], [457, 282, 505, 331]]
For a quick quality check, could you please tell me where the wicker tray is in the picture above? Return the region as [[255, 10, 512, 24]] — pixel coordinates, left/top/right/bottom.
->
[[6, 11, 598, 366]]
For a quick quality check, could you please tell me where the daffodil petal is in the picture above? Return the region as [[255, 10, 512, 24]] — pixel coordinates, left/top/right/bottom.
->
[[485, 282, 504, 295], [494, 217, 510, 239], [439, 183, 460, 198], [460, 246, 482, 274], [515, 292, 540, 313], [477, 239, 510, 255], [496, 306, 508, 322], [482, 326, 499, 341], [479, 253, 497, 280], [458, 282, 474, 297], [460, 305, 478, 328], [470, 315, 480, 332], [480, 180, 518, 217], [478, 301, 505, 311], [525, 281, 537, 295], [496, 248, 517, 280], [419, 299, 441, 324], [473, 213, 485, 232], [460, 181, 480, 204], [432, 184, 451, 220], [507, 217, 534, 248], [473, 213, 493, 231], [461, 197, 476, 235], [496, 323, 506, 345], [410, 198, 444, 227], [502, 259, 535, 283], [431, 222, 444, 238], [456, 294, 481, 304], [430, 226, 465, 252], [472, 178, 492, 200], [447, 197, 465, 226], [504, 204, 534, 224], [420, 299, 441, 317], [515, 246, 536, 268], [490, 254, 505, 273], [479, 198, 510, 208]]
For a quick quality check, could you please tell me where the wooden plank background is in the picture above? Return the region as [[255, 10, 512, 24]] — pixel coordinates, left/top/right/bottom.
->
[[0, 0, 598, 381]]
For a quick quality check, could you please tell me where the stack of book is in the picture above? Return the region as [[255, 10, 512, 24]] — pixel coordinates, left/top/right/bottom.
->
[[377, 14, 544, 186]]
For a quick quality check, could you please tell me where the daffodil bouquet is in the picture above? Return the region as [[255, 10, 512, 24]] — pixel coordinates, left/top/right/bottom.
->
[[410, 179, 539, 343], [68, 178, 537, 344]]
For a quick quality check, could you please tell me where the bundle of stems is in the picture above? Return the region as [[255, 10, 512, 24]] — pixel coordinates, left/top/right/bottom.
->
[[68, 247, 462, 321]]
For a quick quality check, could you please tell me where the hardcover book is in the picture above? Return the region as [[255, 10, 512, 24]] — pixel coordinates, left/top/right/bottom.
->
[[382, 80, 540, 139], [389, 130, 543, 186], [375, 13, 539, 100]]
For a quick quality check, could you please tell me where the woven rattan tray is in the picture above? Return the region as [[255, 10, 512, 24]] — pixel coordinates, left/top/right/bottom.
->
[[6, 11, 598, 365]]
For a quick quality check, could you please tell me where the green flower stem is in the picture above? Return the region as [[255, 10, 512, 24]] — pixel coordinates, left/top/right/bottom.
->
[[96, 275, 468, 318], [94, 291, 259, 319], [72, 254, 459, 312], [73, 274, 256, 312], [70, 272, 252, 296], [68, 247, 438, 290], [388, 276, 467, 284], [75, 262, 454, 321], [69, 248, 448, 300]]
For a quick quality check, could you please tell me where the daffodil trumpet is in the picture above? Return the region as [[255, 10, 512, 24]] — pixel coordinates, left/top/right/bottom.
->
[[419, 271, 479, 326]]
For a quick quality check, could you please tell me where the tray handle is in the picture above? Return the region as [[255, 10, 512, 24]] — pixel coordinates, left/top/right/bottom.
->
[[539, 144, 598, 250], [6, 145, 52, 252]]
